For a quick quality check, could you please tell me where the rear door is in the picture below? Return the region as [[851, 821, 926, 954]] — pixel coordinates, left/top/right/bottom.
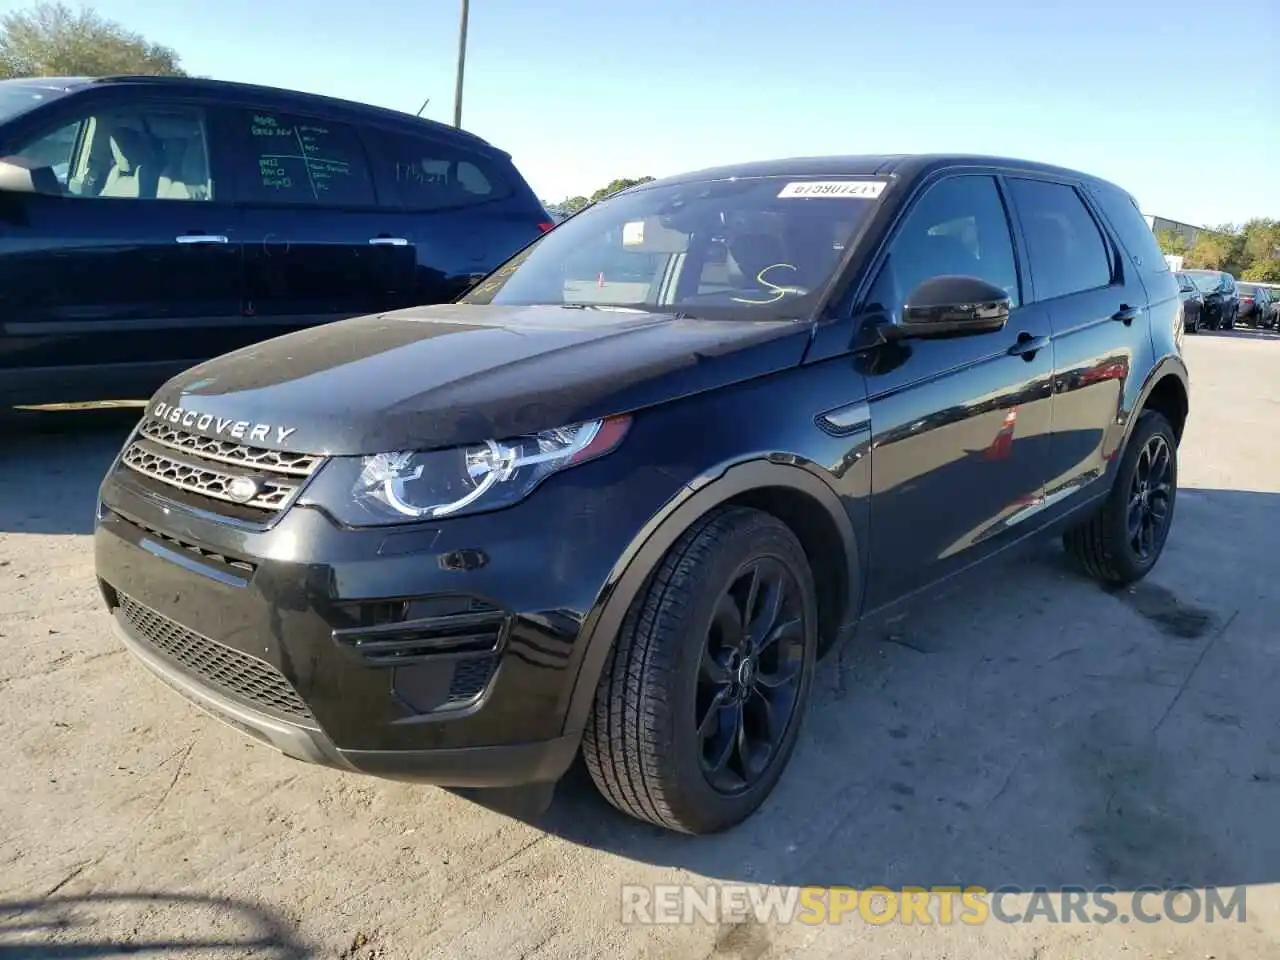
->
[[0, 88, 242, 398], [1004, 176, 1153, 508], [217, 102, 413, 343], [362, 125, 550, 304]]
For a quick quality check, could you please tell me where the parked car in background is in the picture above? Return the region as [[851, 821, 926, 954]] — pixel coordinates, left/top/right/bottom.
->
[[1236, 283, 1273, 328], [94, 153, 1189, 835], [0, 75, 552, 408], [1182, 269, 1238, 329], [1263, 283, 1280, 330], [1175, 271, 1204, 332]]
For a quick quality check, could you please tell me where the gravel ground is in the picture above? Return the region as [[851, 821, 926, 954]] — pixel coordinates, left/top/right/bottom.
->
[[1, 330, 1278, 959]]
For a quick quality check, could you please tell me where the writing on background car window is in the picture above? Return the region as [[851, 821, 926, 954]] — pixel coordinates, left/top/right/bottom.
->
[[248, 114, 357, 200]]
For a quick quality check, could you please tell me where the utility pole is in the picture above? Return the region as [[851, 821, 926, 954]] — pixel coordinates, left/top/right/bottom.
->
[[453, 0, 469, 128]]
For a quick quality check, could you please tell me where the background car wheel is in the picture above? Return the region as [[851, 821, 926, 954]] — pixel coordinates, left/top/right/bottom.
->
[[1062, 410, 1178, 585], [581, 505, 818, 835]]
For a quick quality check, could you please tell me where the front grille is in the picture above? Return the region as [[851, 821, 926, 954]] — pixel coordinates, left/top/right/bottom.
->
[[119, 419, 324, 521], [139, 419, 323, 475], [116, 592, 313, 722]]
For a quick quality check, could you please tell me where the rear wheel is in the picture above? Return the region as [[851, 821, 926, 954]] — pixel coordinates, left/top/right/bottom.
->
[[582, 506, 818, 835], [1063, 410, 1178, 585]]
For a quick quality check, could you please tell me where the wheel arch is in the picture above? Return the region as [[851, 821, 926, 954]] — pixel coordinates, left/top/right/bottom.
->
[[1130, 356, 1190, 446], [560, 458, 861, 740]]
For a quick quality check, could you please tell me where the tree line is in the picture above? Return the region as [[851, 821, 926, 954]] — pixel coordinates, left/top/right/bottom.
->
[[545, 177, 656, 218], [0, 2, 185, 78], [1156, 219, 1280, 283]]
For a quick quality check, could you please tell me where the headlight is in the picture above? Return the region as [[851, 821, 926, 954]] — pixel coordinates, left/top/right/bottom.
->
[[299, 415, 631, 526]]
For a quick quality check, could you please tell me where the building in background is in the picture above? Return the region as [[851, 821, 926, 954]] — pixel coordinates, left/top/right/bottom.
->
[[1145, 214, 1203, 248]]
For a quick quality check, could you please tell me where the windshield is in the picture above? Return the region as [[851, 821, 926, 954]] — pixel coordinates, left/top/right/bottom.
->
[[0, 83, 68, 126], [1187, 272, 1224, 293], [460, 175, 889, 319]]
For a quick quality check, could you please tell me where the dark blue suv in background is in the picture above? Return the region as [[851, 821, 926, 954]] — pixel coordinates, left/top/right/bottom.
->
[[0, 75, 551, 407]]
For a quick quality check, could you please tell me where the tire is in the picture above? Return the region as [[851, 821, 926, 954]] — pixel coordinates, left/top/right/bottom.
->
[[581, 505, 818, 835], [1063, 410, 1178, 585]]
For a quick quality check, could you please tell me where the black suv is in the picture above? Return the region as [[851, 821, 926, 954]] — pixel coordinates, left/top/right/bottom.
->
[[0, 76, 550, 408], [1182, 269, 1239, 329], [93, 155, 1190, 835], [1236, 283, 1273, 328]]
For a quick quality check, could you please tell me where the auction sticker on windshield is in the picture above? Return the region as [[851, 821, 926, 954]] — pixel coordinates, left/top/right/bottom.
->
[[777, 180, 887, 199]]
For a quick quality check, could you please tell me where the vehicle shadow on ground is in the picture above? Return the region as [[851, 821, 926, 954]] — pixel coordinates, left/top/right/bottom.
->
[[0, 892, 313, 958], [0, 407, 142, 536], [517, 488, 1278, 895]]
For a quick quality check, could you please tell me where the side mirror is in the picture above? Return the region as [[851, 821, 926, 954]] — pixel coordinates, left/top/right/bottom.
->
[[891, 275, 1011, 339]]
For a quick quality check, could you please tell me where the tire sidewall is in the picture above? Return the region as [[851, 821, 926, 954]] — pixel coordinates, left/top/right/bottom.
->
[[668, 517, 819, 830]]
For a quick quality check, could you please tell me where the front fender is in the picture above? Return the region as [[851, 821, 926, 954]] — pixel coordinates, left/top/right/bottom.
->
[[558, 457, 861, 741]]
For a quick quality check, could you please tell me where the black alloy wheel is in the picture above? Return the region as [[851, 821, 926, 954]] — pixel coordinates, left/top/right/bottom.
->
[[1126, 433, 1174, 563], [582, 505, 818, 835], [1063, 410, 1179, 585], [697, 557, 806, 795]]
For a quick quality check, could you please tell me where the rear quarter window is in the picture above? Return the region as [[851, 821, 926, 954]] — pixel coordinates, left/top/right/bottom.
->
[[1087, 181, 1171, 278], [370, 128, 516, 211]]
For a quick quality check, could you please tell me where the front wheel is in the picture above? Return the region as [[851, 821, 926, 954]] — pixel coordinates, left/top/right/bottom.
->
[[582, 505, 818, 835], [1063, 410, 1178, 585]]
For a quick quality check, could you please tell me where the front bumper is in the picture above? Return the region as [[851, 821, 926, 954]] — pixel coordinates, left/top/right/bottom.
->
[[94, 436, 686, 786], [108, 612, 578, 785]]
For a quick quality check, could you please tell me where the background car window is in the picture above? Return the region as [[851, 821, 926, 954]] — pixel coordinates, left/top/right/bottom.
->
[[879, 175, 1020, 309], [1009, 179, 1115, 301], [8, 102, 213, 200], [1087, 181, 1170, 278], [373, 129, 513, 210], [228, 108, 375, 206]]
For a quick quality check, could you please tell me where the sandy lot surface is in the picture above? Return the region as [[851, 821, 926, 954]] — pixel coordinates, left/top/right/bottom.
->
[[1, 330, 1278, 959]]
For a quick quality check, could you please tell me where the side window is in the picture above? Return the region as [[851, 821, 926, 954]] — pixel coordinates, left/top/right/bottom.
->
[[372, 129, 513, 210], [1088, 182, 1170, 277], [7, 101, 213, 201], [1007, 179, 1115, 301], [879, 175, 1021, 310], [226, 108, 375, 206]]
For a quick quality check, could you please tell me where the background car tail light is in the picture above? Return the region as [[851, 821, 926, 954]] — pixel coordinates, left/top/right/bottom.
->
[[537, 221, 555, 233]]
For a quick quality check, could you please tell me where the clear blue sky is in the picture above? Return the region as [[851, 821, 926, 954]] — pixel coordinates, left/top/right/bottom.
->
[[6, 0, 1277, 225]]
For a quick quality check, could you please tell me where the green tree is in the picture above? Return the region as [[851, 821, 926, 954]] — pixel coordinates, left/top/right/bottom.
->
[[588, 176, 654, 204], [1154, 228, 1189, 258], [556, 176, 656, 216], [0, 1, 185, 79], [1184, 224, 1247, 274]]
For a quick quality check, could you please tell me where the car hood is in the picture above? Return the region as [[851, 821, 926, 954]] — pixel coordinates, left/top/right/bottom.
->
[[150, 304, 813, 455]]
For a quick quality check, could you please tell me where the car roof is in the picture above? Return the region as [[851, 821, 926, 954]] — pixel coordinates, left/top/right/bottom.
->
[[638, 153, 1133, 194], [0, 74, 497, 151]]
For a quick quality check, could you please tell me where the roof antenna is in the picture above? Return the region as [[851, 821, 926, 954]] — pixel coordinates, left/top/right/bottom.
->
[[415, 97, 430, 117]]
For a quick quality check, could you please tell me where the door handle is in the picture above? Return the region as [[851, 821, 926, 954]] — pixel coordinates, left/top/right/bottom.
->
[[1008, 332, 1049, 359], [175, 234, 228, 244], [1112, 304, 1142, 324], [368, 236, 409, 246]]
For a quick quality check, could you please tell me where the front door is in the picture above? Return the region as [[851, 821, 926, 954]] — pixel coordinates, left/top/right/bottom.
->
[[855, 173, 1056, 610], [0, 93, 242, 399]]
